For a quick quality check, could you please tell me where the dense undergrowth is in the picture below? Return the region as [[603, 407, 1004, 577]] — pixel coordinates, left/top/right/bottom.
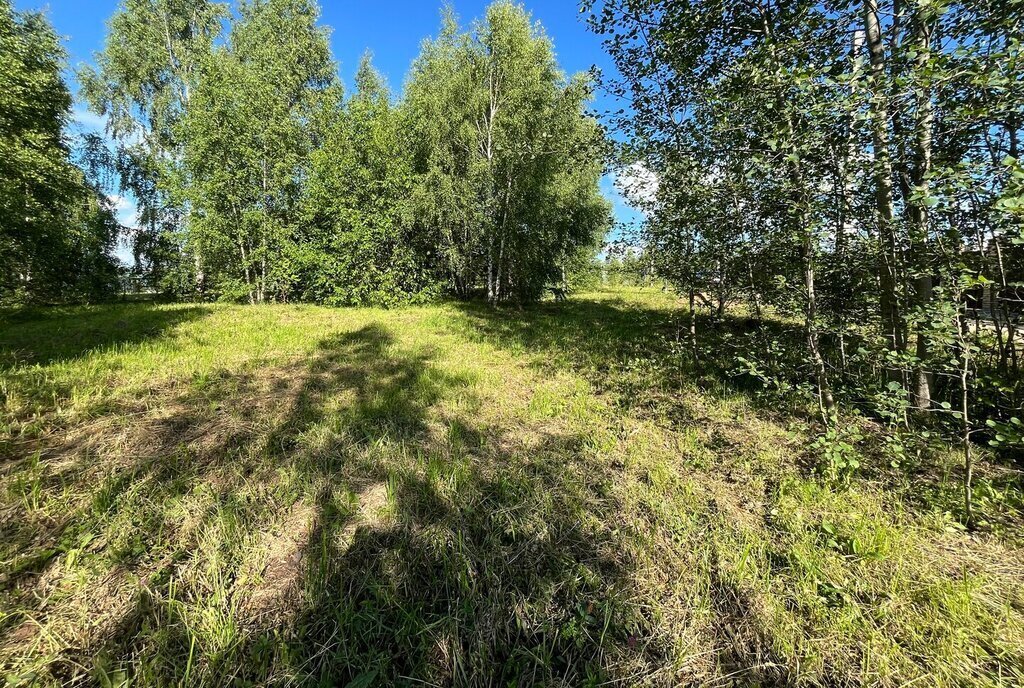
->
[[0, 288, 1021, 686]]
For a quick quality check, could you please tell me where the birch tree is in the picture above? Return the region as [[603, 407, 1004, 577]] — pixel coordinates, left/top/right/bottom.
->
[[588, 0, 1023, 505], [175, 0, 337, 303], [406, 2, 609, 302], [79, 0, 227, 293]]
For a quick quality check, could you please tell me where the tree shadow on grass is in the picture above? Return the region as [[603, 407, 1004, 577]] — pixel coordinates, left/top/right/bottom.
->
[[253, 325, 662, 685], [0, 316, 778, 686], [0, 302, 211, 368], [65, 323, 662, 686], [0, 325, 419, 681], [288, 432, 653, 686], [451, 295, 816, 429], [450, 296, 1019, 494]]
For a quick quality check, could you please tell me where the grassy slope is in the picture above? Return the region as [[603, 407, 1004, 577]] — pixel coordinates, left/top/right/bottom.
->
[[0, 288, 1021, 687]]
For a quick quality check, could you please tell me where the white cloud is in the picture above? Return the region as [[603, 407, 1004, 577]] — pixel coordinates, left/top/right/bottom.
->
[[107, 194, 140, 230], [107, 194, 133, 212], [72, 108, 108, 133], [105, 195, 140, 267], [614, 162, 659, 210]]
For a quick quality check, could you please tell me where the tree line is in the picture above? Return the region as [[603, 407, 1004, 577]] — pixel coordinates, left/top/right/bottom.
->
[[2, 0, 610, 306], [589, 0, 1023, 516]]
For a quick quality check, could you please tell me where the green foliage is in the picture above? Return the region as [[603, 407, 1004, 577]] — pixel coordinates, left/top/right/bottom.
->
[[174, 0, 339, 303], [79, 0, 228, 298], [588, 0, 1024, 522], [812, 423, 864, 484], [299, 54, 438, 306], [78, 0, 607, 305], [405, 2, 610, 302], [0, 0, 121, 304], [986, 417, 1023, 451]]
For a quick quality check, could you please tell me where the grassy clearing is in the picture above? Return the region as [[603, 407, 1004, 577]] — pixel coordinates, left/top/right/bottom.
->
[[0, 288, 1021, 686]]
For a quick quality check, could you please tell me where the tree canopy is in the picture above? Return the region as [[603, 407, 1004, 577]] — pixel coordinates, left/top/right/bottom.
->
[[0, 0, 121, 304], [406, 3, 610, 301], [69, 0, 610, 305], [587, 0, 1024, 512]]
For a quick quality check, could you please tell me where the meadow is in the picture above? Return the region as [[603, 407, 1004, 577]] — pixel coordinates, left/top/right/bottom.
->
[[0, 288, 1021, 686]]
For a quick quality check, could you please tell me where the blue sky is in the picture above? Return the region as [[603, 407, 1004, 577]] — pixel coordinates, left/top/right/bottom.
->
[[15, 0, 643, 252]]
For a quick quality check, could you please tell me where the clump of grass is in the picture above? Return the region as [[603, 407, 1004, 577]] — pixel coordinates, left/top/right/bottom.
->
[[0, 288, 1021, 686]]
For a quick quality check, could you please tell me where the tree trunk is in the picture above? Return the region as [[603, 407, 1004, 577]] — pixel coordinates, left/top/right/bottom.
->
[[761, 9, 836, 419], [835, 155, 850, 371], [835, 29, 863, 372], [195, 253, 205, 297], [864, 0, 904, 358], [688, 286, 697, 357], [487, 240, 495, 303], [260, 251, 267, 305], [747, 253, 762, 320], [495, 231, 506, 302], [908, 3, 934, 410], [801, 210, 837, 420], [239, 238, 254, 305], [958, 306, 973, 526]]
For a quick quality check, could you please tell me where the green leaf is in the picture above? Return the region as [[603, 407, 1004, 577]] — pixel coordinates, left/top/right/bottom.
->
[[346, 671, 378, 688]]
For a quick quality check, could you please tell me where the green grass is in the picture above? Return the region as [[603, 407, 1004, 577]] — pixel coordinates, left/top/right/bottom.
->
[[0, 288, 1021, 686]]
